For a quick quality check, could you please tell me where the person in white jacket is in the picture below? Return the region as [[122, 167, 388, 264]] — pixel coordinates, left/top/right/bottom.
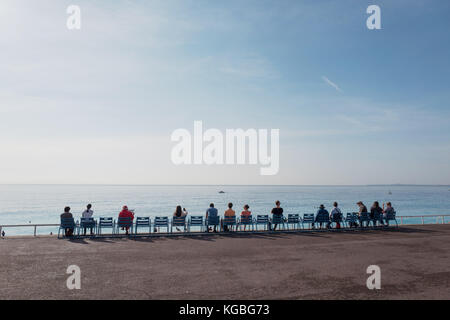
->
[[330, 202, 342, 229], [81, 204, 94, 235]]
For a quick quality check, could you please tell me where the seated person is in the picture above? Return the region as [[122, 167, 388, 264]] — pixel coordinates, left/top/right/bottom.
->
[[206, 203, 218, 233], [356, 201, 368, 227], [174, 205, 187, 231], [81, 204, 94, 236], [330, 202, 342, 229], [223, 202, 236, 232], [383, 202, 395, 226], [370, 201, 384, 227], [240, 204, 252, 231], [313, 204, 329, 229], [60, 206, 74, 237], [118, 205, 134, 235], [173, 205, 186, 217], [270, 201, 284, 231]]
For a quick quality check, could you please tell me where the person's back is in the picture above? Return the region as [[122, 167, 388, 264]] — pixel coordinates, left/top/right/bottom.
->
[[356, 202, 368, 227], [370, 201, 384, 226], [270, 201, 283, 231], [61, 211, 73, 219], [223, 203, 235, 231], [330, 207, 340, 215], [371, 206, 383, 216], [330, 202, 341, 216], [330, 202, 342, 228], [60, 207, 74, 237], [241, 204, 251, 218], [384, 205, 395, 215], [241, 210, 251, 217], [271, 207, 283, 217], [383, 202, 395, 226], [314, 205, 329, 228], [174, 205, 183, 218], [224, 207, 235, 217], [240, 205, 251, 231], [370, 203, 383, 215], [81, 204, 94, 235], [359, 204, 368, 214], [206, 203, 218, 232], [206, 207, 218, 218], [118, 205, 134, 235], [316, 208, 329, 217], [82, 204, 93, 219], [119, 206, 134, 220]]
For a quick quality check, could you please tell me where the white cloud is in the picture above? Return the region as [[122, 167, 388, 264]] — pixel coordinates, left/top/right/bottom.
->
[[322, 76, 342, 92]]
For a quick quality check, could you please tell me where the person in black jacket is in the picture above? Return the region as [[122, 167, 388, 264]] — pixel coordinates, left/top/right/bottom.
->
[[270, 201, 283, 231], [356, 201, 368, 227], [370, 201, 385, 227]]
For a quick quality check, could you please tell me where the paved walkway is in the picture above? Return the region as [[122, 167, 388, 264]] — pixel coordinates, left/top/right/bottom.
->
[[1, 225, 449, 299]]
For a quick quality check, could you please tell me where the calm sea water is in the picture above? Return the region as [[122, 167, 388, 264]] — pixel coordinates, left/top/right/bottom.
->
[[1, 185, 449, 236]]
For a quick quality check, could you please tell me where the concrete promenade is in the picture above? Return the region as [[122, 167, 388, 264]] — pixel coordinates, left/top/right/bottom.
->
[[0, 225, 449, 299]]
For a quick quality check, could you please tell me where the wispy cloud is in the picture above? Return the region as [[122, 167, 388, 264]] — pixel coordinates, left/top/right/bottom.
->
[[322, 76, 342, 92], [218, 56, 278, 79]]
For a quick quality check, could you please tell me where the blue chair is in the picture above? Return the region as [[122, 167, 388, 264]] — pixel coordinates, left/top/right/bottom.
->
[[115, 217, 134, 235], [188, 216, 204, 232], [222, 216, 236, 232], [371, 211, 382, 227], [79, 218, 96, 236], [98, 217, 114, 235], [206, 215, 220, 232], [255, 215, 270, 231], [344, 213, 359, 228], [270, 215, 285, 231], [153, 216, 170, 233], [58, 217, 76, 239], [315, 213, 330, 229], [302, 214, 315, 229], [171, 216, 187, 233], [238, 215, 254, 231], [286, 214, 301, 230], [359, 212, 370, 228], [384, 211, 398, 228], [134, 217, 151, 235]]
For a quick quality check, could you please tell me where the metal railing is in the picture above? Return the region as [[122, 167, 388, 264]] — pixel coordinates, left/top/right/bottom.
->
[[397, 215, 450, 226], [1, 215, 449, 237], [0, 224, 59, 236]]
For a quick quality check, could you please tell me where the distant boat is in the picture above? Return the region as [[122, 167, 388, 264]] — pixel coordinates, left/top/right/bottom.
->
[[388, 191, 392, 195], [219, 191, 225, 194]]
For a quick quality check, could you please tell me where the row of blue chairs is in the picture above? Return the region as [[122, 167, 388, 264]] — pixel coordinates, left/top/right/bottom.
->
[[58, 211, 398, 238]]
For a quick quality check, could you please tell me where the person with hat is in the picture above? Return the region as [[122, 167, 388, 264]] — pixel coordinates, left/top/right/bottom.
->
[[313, 204, 330, 229]]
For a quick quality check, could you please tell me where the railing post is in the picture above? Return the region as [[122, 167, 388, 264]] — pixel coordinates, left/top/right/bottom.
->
[[400, 217, 403, 225], [443, 216, 445, 224], [0, 226, 2, 237], [34, 225, 37, 237], [421, 217, 424, 225]]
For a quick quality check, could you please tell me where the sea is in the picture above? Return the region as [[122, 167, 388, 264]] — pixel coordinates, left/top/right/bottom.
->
[[0, 184, 449, 236]]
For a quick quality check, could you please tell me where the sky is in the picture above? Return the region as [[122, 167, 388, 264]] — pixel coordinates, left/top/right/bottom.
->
[[0, 0, 449, 185]]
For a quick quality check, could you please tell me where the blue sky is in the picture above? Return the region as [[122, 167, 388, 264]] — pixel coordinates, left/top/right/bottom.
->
[[0, 0, 449, 184]]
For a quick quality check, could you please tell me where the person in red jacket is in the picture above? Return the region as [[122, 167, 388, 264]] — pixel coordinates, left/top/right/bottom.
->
[[118, 205, 134, 235]]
